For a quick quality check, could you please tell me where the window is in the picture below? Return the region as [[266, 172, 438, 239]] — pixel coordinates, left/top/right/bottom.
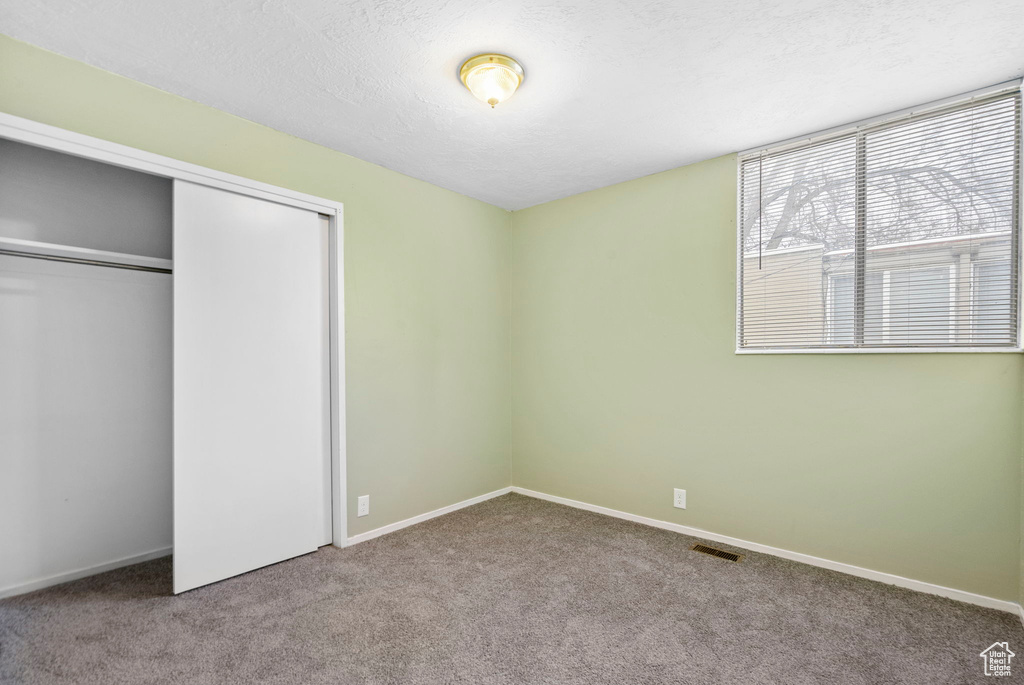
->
[[738, 89, 1021, 351]]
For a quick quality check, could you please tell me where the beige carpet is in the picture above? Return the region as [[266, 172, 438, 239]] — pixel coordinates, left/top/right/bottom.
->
[[1, 493, 1021, 684]]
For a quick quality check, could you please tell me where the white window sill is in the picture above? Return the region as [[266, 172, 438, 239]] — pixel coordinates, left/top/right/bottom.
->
[[736, 347, 1023, 355]]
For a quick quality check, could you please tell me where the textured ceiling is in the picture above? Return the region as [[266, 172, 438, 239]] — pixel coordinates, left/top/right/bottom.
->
[[3, 1, 1023, 209]]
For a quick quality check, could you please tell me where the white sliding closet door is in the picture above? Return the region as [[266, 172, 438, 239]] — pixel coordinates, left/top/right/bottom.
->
[[173, 181, 326, 594]]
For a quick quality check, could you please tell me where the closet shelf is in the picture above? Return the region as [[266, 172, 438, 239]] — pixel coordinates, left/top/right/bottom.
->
[[0, 236, 172, 273]]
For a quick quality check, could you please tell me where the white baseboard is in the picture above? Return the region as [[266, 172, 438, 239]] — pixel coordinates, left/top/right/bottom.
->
[[511, 486, 1021, 615], [7, 488, 1017, 621], [0, 546, 173, 600], [346, 487, 513, 546]]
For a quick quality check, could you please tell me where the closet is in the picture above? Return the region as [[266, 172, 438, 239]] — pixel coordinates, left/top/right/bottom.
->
[[0, 120, 345, 597]]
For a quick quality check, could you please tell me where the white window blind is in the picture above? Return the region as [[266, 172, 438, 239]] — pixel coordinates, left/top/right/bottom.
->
[[738, 89, 1021, 351]]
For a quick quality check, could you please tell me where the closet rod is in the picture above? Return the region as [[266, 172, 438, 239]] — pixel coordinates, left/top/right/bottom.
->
[[0, 249, 172, 274]]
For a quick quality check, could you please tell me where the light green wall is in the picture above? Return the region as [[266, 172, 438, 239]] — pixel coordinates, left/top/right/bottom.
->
[[0, 35, 512, 537], [510, 154, 1022, 601]]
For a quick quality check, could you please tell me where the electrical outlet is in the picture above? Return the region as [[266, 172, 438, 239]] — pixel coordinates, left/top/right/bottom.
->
[[357, 495, 370, 517], [674, 488, 686, 509]]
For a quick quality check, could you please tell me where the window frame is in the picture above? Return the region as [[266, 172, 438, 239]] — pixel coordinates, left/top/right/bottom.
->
[[735, 80, 1024, 354]]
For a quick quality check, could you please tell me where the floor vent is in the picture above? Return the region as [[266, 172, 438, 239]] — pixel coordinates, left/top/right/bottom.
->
[[691, 543, 743, 562]]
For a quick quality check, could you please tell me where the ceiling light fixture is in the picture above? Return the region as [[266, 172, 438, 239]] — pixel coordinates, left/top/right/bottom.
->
[[459, 53, 524, 108]]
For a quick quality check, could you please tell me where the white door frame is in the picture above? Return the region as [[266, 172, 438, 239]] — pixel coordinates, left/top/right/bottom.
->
[[0, 112, 348, 549]]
